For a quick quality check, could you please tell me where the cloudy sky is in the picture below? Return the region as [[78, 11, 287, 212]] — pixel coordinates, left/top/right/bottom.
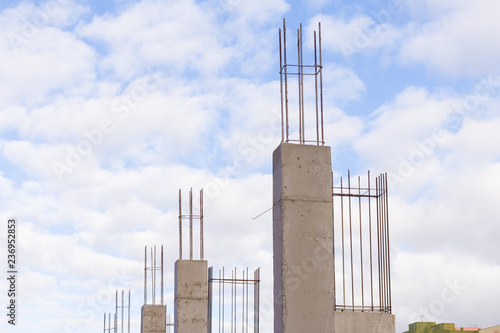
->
[[1, 0, 500, 332]]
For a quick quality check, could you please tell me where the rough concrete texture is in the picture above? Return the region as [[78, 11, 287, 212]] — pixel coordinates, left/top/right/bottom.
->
[[174, 259, 208, 333], [273, 143, 335, 333], [141, 304, 166, 333], [335, 311, 395, 333]]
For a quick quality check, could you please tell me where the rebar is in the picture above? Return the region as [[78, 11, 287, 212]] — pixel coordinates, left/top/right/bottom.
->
[[178, 188, 205, 261], [279, 20, 324, 145], [144, 245, 164, 305], [333, 170, 392, 313], [208, 267, 261, 333]]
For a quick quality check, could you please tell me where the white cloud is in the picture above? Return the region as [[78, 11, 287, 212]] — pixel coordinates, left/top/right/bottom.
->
[[309, 13, 402, 58], [399, 0, 500, 76]]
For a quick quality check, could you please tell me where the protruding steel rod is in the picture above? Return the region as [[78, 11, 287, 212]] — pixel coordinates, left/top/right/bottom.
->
[[121, 290, 124, 333], [358, 176, 364, 308], [297, 27, 302, 144], [144, 246, 147, 304], [332, 171, 336, 308], [314, 30, 319, 145], [161, 245, 164, 305], [104, 313, 106, 333], [189, 188, 193, 260], [368, 170, 374, 310], [279, 27, 284, 142], [283, 19, 289, 142], [200, 189, 204, 260], [385, 173, 392, 312], [340, 176, 345, 309], [179, 189, 182, 260], [348, 170, 354, 307], [128, 290, 131, 333], [115, 291, 118, 333], [319, 22, 324, 145], [151, 247, 154, 304], [300, 23, 305, 143]]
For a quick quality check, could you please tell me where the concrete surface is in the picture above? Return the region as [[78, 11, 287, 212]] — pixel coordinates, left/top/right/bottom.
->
[[141, 304, 166, 333], [335, 311, 395, 333], [174, 259, 208, 333], [273, 142, 335, 333]]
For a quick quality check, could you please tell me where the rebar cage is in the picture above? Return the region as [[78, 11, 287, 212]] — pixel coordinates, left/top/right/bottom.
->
[[333, 171, 392, 313], [208, 267, 260, 333]]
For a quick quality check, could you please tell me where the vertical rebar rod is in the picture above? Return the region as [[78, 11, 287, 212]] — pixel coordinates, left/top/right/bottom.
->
[[340, 176, 345, 309], [246, 267, 249, 333], [179, 189, 182, 260], [297, 28, 302, 144], [108, 313, 111, 333], [379, 175, 387, 309], [358, 176, 364, 309], [332, 171, 336, 309], [254, 268, 260, 333], [104, 313, 106, 333], [189, 188, 193, 260], [219, 269, 222, 333], [368, 170, 374, 310], [121, 290, 124, 333], [144, 246, 147, 304], [222, 268, 225, 333], [314, 30, 319, 145], [279, 28, 284, 143], [242, 269, 245, 333], [300, 23, 305, 143], [161, 245, 164, 305], [319, 22, 324, 145], [115, 291, 118, 333], [283, 19, 289, 142], [114, 312, 117, 333], [383, 174, 388, 311], [231, 269, 233, 333], [151, 247, 154, 305], [348, 170, 354, 308], [234, 268, 237, 333], [376, 176, 382, 309], [385, 173, 392, 312], [200, 189, 204, 260], [128, 290, 131, 333]]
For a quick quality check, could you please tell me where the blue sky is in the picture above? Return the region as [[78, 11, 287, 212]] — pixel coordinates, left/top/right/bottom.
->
[[1, 0, 500, 332]]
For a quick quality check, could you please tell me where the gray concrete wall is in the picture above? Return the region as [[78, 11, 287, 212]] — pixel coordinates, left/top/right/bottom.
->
[[273, 142, 335, 333], [335, 311, 395, 333], [141, 304, 166, 333], [174, 259, 208, 333]]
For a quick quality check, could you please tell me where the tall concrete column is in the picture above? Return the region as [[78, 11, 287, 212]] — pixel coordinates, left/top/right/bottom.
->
[[174, 259, 208, 333], [273, 142, 335, 333]]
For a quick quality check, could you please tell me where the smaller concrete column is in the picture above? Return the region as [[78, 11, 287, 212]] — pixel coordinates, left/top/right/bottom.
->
[[334, 311, 395, 333], [141, 304, 166, 333], [175, 259, 208, 333]]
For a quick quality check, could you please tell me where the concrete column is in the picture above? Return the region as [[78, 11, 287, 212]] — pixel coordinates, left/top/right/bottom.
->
[[174, 259, 208, 333], [334, 312, 395, 333], [141, 305, 166, 333], [273, 143, 335, 333]]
